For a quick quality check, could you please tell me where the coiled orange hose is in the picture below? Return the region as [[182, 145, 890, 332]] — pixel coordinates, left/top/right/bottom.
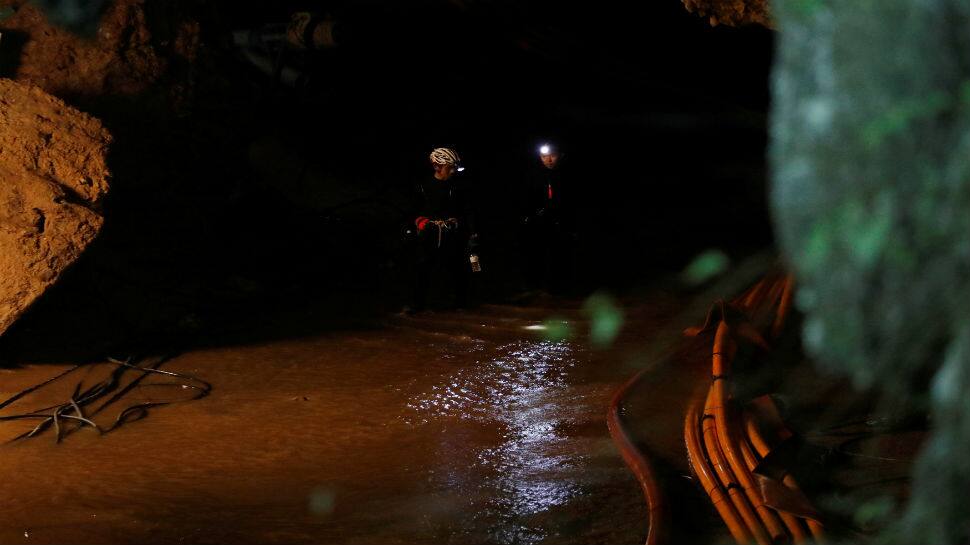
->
[[744, 411, 826, 543], [685, 398, 753, 544], [737, 415, 809, 543], [710, 321, 790, 543]]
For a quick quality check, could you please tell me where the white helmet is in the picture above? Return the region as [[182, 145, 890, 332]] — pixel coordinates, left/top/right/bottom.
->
[[430, 147, 461, 166]]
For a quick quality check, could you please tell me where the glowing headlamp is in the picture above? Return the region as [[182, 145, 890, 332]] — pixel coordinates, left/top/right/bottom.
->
[[539, 144, 551, 155]]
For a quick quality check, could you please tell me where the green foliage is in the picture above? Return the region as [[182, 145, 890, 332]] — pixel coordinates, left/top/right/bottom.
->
[[680, 249, 731, 286], [582, 292, 624, 349]]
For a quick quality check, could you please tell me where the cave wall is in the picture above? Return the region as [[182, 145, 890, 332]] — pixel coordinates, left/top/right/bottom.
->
[[770, 1, 970, 542], [682, 0, 771, 27]]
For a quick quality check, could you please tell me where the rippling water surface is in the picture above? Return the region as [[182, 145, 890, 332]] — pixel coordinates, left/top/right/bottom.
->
[[0, 297, 680, 545]]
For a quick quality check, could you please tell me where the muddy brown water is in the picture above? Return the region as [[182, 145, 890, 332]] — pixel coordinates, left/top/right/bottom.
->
[[0, 293, 693, 545]]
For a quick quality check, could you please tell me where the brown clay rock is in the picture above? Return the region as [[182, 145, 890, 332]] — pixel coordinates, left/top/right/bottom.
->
[[0, 79, 110, 336], [682, 0, 771, 27], [0, 0, 200, 102]]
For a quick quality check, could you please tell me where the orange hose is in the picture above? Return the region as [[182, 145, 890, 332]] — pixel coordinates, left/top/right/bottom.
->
[[765, 276, 787, 308], [711, 321, 790, 543], [744, 275, 788, 331], [745, 414, 773, 456], [807, 515, 826, 540], [744, 411, 826, 544], [712, 394, 789, 542], [771, 276, 795, 339], [685, 275, 824, 545], [685, 398, 753, 544], [684, 271, 823, 544], [607, 367, 667, 545], [738, 280, 767, 310], [737, 418, 809, 543], [701, 397, 771, 545]]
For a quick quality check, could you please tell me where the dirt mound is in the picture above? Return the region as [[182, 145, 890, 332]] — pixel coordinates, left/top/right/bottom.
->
[[0, 79, 111, 337]]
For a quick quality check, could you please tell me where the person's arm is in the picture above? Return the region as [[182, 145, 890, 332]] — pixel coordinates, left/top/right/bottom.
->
[[411, 181, 432, 232]]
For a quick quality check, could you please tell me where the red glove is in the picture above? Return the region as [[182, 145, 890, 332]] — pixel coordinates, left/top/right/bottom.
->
[[415, 216, 430, 232]]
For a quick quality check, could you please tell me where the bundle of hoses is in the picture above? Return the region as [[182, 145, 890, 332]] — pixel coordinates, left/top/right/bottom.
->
[[684, 275, 825, 544]]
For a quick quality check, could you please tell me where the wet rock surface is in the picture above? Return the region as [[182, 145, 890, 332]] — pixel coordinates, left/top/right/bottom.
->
[[0, 79, 110, 337]]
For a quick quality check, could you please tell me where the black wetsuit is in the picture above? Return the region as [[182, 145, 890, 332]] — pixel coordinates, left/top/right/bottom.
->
[[409, 176, 475, 310], [521, 162, 574, 293]]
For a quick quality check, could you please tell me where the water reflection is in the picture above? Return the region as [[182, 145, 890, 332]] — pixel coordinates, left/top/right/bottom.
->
[[406, 341, 573, 421], [406, 340, 583, 544]]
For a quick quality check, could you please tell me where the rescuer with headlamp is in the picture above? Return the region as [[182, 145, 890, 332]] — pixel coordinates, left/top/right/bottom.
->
[[520, 140, 574, 295], [404, 147, 478, 313]]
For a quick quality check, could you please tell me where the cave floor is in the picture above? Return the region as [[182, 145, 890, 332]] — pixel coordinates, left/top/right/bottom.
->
[[0, 258, 919, 544], [0, 287, 696, 545]]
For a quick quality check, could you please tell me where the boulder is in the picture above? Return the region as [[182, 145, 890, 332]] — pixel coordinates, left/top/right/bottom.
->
[[0, 79, 110, 337]]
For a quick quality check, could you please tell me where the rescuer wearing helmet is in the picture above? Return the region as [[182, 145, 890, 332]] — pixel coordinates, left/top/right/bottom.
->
[[405, 147, 477, 313], [520, 141, 574, 295]]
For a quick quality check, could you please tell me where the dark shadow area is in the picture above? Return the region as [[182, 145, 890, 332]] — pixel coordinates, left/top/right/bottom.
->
[[0, 28, 25, 77], [0, 0, 774, 364]]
